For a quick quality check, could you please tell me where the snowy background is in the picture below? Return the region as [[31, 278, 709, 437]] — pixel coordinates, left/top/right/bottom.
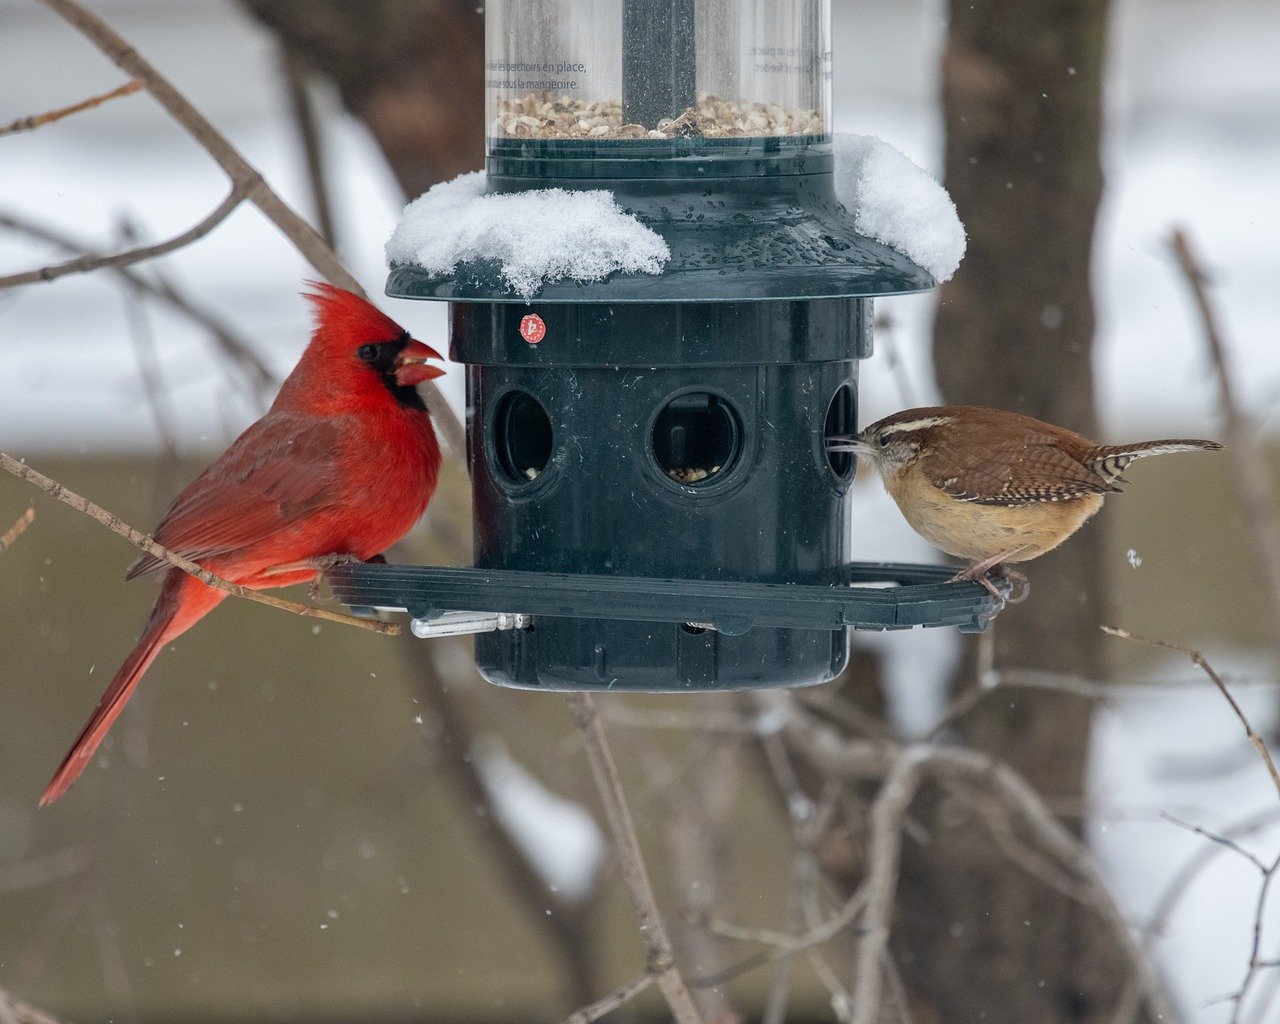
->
[[3, 0, 1278, 454], [2, 0, 1279, 1021]]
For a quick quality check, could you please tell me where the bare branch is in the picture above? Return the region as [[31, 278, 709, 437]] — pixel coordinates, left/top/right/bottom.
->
[[566, 693, 705, 1024], [280, 48, 337, 251], [0, 186, 246, 290], [927, 746, 1183, 1024], [1103, 626, 1280, 799], [36, 0, 352, 291], [0, 211, 276, 401], [1170, 227, 1280, 681], [1146, 808, 1280, 943], [0, 452, 397, 635], [559, 973, 654, 1024], [1161, 813, 1269, 874], [1158, 814, 1280, 1024], [0, 988, 72, 1024], [872, 311, 918, 409], [414, 640, 600, 1006], [773, 700, 1182, 1024], [30, 0, 465, 455], [928, 667, 1118, 739], [115, 217, 182, 461], [852, 748, 928, 1024], [703, 878, 870, 959], [0, 508, 35, 555], [0, 78, 142, 138]]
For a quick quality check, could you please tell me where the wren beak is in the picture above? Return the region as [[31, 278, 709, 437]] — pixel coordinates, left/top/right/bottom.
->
[[394, 339, 446, 385], [826, 434, 875, 456]]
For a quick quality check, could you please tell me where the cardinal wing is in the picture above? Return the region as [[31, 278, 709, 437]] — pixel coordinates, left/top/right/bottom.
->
[[126, 412, 344, 579], [923, 429, 1116, 506]]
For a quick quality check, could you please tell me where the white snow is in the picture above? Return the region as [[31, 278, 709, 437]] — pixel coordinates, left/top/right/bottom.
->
[[470, 735, 605, 903], [833, 133, 966, 282], [1089, 650, 1280, 1023], [385, 171, 669, 299]]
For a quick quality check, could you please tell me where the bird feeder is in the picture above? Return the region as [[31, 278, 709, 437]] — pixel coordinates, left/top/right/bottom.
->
[[329, 0, 1002, 690]]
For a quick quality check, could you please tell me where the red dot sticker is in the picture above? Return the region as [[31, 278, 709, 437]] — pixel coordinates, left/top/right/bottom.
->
[[519, 314, 546, 345]]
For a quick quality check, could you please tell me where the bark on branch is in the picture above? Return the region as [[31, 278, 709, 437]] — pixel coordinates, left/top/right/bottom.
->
[[27, 0, 465, 455], [0, 186, 246, 290], [0, 508, 35, 555], [567, 693, 706, 1024], [0, 452, 397, 636], [0, 77, 142, 138]]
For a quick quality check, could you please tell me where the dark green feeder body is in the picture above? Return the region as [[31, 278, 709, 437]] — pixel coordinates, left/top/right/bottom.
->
[[355, 0, 999, 690]]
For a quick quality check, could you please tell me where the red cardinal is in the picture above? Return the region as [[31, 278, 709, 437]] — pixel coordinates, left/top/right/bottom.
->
[[41, 284, 445, 805]]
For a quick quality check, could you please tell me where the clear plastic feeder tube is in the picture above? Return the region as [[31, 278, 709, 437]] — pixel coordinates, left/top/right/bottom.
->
[[485, 0, 831, 141]]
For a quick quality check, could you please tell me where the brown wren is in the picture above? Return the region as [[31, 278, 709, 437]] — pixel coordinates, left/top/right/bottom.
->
[[829, 405, 1223, 598]]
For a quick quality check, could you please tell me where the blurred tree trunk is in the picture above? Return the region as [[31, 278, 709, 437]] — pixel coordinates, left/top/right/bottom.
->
[[896, 2, 1132, 1022], [239, 0, 484, 198]]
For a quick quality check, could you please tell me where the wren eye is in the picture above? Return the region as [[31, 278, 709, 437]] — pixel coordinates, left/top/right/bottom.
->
[[357, 344, 379, 363], [877, 435, 889, 447]]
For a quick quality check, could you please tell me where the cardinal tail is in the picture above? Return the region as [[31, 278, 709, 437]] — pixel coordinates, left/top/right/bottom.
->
[[40, 572, 224, 805]]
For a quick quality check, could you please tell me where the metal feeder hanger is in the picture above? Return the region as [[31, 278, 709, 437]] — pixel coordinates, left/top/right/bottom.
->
[[329, 0, 1004, 691]]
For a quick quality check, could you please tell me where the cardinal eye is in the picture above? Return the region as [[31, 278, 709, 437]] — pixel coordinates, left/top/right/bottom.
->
[[357, 344, 379, 363]]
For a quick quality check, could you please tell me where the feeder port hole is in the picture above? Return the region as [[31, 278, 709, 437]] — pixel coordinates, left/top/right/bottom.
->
[[651, 391, 742, 487], [493, 389, 553, 484], [824, 382, 856, 482]]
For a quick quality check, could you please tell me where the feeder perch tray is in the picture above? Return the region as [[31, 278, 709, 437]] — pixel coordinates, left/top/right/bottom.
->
[[329, 562, 1007, 691]]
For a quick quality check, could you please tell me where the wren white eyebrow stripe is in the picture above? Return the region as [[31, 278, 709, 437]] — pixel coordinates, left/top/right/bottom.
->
[[876, 416, 955, 436]]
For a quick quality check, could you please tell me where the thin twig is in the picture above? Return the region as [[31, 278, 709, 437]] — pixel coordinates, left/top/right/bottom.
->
[[777, 702, 1182, 1024], [0, 211, 275, 403], [559, 973, 654, 1024], [872, 312, 918, 409], [566, 693, 705, 1024], [1103, 626, 1280, 799], [851, 748, 929, 1024], [1237, 856, 1280, 1024], [932, 746, 1184, 1024], [0, 186, 246, 289], [0, 508, 35, 554], [0, 989, 70, 1024], [1160, 814, 1280, 1024], [37, 0, 351, 289], [928, 667, 1118, 739], [281, 48, 337, 250], [1146, 807, 1280, 943], [32, 0, 464, 455], [115, 217, 182, 461], [0, 78, 142, 138], [880, 951, 917, 1024], [0, 452, 397, 635], [1170, 227, 1280, 683], [419, 641, 600, 1006], [1160, 813, 1269, 873], [704, 884, 870, 957], [664, 714, 738, 1022], [941, 777, 1097, 904], [808, 952, 856, 1024]]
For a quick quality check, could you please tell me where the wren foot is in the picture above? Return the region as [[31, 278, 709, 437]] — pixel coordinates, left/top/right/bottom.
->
[[992, 565, 1030, 603]]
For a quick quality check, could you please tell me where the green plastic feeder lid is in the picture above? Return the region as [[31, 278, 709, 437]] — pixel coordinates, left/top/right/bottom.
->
[[386, 139, 937, 305]]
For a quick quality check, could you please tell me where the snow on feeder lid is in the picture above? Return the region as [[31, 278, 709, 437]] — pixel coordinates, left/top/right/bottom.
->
[[385, 134, 965, 302]]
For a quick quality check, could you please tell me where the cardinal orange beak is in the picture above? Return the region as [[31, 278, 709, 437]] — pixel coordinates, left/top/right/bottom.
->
[[394, 338, 446, 386]]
